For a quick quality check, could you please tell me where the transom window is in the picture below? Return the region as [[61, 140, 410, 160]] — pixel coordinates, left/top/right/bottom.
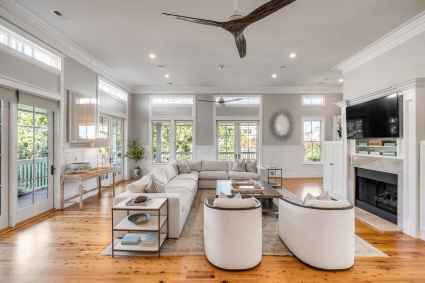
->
[[303, 118, 322, 162], [151, 96, 193, 105], [302, 95, 325, 106], [98, 78, 128, 102], [0, 24, 61, 71]]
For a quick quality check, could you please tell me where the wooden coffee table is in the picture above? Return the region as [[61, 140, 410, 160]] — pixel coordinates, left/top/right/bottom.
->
[[216, 180, 281, 212]]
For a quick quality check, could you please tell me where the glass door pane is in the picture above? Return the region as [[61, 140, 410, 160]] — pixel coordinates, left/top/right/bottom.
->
[[111, 117, 124, 180], [217, 121, 235, 160], [17, 104, 50, 209], [239, 121, 258, 160]]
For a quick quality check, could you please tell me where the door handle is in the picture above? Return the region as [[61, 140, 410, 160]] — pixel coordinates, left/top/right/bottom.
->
[[50, 165, 56, 175]]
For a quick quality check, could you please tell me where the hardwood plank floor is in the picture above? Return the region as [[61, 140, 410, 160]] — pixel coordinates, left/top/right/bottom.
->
[[1, 178, 425, 283]]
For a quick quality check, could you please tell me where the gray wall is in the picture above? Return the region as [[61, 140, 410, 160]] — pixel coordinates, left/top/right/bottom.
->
[[0, 49, 60, 93], [262, 93, 342, 146]]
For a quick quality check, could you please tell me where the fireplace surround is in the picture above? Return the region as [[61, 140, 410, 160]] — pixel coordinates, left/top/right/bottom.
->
[[355, 168, 398, 224]]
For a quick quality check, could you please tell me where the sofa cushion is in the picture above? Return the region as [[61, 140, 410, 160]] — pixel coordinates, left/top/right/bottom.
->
[[174, 171, 199, 182], [177, 160, 192, 174], [213, 197, 259, 209], [166, 179, 197, 194], [246, 160, 257, 173], [201, 160, 228, 171], [188, 160, 202, 171], [199, 170, 228, 180], [152, 168, 169, 184], [228, 171, 259, 180], [231, 159, 246, 172], [165, 163, 178, 180], [304, 199, 352, 209]]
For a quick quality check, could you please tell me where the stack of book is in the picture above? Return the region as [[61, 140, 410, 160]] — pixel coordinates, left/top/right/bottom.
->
[[121, 234, 141, 245]]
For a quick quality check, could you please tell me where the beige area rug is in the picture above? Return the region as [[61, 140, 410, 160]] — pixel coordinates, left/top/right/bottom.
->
[[102, 190, 387, 257]]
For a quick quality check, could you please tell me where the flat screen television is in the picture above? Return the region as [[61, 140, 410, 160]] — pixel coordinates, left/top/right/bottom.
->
[[346, 94, 403, 139]]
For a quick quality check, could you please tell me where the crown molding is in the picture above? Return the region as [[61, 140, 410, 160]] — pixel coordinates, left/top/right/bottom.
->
[[133, 85, 342, 95], [338, 10, 425, 74], [346, 78, 425, 105], [0, 0, 131, 92]]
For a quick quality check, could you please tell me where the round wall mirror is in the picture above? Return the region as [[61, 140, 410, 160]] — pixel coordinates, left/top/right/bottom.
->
[[271, 112, 291, 139]]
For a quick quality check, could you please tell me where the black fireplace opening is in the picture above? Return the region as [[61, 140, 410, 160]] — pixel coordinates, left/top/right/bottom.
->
[[355, 168, 398, 224]]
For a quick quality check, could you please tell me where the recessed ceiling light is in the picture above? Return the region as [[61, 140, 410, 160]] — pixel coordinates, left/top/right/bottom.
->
[[149, 53, 157, 59], [164, 74, 170, 79], [271, 73, 278, 79], [52, 10, 63, 17], [339, 78, 344, 83], [289, 52, 297, 59]]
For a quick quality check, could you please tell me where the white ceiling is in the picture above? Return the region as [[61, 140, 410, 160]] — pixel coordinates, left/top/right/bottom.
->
[[16, 0, 425, 90]]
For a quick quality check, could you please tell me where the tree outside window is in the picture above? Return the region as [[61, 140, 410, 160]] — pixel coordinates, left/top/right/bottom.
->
[[175, 121, 193, 160], [304, 119, 322, 162]]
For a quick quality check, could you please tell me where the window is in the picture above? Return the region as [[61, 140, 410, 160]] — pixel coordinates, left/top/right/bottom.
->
[[303, 119, 322, 162], [215, 96, 260, 106], [152, 121, 171, 163], [0, 24, 61, 71], [175, 121, 193, 160], [217, 121, 235, 160], [98, 78, 128, 102], [302, 95, 324, 106], [151, 96, 193, 105], [217, 121, 258, 161]]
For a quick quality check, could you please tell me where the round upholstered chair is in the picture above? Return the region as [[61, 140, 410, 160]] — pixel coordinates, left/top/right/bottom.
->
[[203, 197, 262, 270], [278, 197, 355, 270]]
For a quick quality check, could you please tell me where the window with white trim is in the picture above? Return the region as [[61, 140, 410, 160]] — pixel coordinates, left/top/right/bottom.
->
[[0, 24, 61, 71], [98, 78, 128, 102], [303, 119, 322, 162], [152, 121, 171, 164], [175, 121, 193, 161], [302, 95, 325, 106]]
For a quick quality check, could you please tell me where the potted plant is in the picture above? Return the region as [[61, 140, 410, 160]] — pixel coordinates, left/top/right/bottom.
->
[[125, 140, 145, 178]]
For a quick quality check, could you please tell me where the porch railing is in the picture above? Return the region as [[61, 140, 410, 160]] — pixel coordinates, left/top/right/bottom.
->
[[17, 158, 48, 196]]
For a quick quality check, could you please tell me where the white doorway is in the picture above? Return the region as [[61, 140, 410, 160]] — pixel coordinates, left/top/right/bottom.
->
[[216, 121, 258, 161], [0, 100, 8, 229], [15, 104, 54, 223]]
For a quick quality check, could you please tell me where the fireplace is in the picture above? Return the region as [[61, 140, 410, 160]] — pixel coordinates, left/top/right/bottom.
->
[[355, 168, 398, 224]]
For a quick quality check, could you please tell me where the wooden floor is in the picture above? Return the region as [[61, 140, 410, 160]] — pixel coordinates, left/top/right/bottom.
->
[[1, 178, 425, 283]]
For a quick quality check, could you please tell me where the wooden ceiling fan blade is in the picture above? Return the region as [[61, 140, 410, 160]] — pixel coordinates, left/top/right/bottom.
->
[[197, 99, 216, 103], [241, 0, 296, 26], [233, 32, 247, 58], [225, 98, 244, 103], [162, 12, 223, 27]]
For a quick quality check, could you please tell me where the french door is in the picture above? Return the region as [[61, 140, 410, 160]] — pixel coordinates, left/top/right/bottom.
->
[[216, 121, 258, 161], [16, 104, 54, 223], [99, 114, 124, 183], [0, 100, 8, 229]]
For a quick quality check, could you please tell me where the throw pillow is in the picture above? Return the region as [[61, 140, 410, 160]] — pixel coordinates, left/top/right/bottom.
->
[[245, 160, 257, 173], [152, 168, 168, 184], [177, 160, 192, 174], [164, 163, 178, 180], [231, 159, 246, 172], [304, 199, 351, 209], [128, 174, 152, 193], [145, 173, 166, 193]]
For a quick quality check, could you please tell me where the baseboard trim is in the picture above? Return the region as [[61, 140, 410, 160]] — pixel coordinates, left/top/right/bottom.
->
[[0, 209, 57, 235]]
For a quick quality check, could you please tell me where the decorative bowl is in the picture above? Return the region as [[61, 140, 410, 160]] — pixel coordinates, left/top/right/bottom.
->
[[128, 213, 151, 225]]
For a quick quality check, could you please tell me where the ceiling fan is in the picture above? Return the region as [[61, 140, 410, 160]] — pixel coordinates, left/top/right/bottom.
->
[[162, 0, 296, 58], [198, 96, 244, 105]]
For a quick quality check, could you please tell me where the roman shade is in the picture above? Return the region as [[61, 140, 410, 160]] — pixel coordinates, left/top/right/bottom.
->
[[17, 90, 59, 110]]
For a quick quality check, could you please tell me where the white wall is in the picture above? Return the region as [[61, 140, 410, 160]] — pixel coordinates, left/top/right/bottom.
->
[[344, 31, 425, 100]]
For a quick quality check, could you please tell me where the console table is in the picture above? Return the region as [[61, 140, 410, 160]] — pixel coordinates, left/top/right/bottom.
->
[[61, 167, 115, 209]]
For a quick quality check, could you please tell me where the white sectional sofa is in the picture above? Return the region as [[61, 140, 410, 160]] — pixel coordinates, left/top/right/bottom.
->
[[116, 160, 259, 238]]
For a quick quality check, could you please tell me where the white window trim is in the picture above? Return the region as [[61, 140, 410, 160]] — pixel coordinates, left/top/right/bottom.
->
[[302, 116, 325, 165], [302, 95, 325, 106], [98, 77, 128, 102]]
